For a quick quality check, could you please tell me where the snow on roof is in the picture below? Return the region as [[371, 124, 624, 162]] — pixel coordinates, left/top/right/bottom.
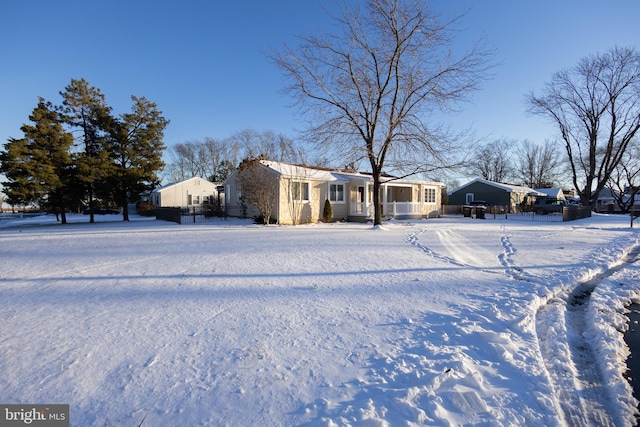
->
[[534, 188, 565, 199], [151, 177, 217, 193], [260, 161, 353, 181], [260, 160, 445, 186]]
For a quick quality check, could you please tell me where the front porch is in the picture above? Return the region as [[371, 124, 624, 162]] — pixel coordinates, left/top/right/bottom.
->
[[347, 181, 440, 221], [348, 201, 425, 221]]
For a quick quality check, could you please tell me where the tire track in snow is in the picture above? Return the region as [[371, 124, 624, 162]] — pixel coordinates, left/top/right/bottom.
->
[[407, 228, 471, 267], [535, 245, 640, 426]]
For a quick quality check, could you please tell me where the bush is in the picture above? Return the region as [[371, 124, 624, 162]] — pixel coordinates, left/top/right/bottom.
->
[[253, 215, 277, 224], [136, 200, 154, 216], [323, 199, 333, 222], [202, 199, 223, 217]]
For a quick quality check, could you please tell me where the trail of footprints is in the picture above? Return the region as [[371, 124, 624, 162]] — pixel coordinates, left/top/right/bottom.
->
[[409, 226, 619, 425], [408, 227, 535, 281]]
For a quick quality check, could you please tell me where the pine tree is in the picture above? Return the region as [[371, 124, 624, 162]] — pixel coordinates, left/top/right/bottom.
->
[[59, 78, 114, 223], [323, 199, 332, 223], [0, 99, 75, 222], [110, 96, 168, 221]]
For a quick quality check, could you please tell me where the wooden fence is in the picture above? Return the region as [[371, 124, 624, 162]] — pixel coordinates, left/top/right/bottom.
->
[[154, 207, 228, 224]]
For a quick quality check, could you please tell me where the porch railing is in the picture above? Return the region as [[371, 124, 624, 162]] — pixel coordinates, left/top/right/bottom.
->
[[350, 201, 424, 217], [384, 201, 422, 216]]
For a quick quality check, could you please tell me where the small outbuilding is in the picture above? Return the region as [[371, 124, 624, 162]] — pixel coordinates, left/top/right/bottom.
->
[[150, 177, 222, 209]]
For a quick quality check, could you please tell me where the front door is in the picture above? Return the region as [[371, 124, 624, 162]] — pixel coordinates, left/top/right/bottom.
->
[[356, 186, 365, 214]]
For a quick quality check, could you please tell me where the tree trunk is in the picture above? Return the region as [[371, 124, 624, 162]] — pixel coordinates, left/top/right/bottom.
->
[[372, 171, 382, 226], [60, 208, 67, 225], [122, 202, 129, 221]]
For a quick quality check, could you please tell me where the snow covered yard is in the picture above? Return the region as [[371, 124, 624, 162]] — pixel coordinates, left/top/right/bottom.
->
[[1, 214, 639, 426]]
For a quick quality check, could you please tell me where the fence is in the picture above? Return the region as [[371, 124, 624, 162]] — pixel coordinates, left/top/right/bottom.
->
[[154, 207, 228, 224], [443, 205, 592, 222]]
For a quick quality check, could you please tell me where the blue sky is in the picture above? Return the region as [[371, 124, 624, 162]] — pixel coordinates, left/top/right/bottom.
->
[[1, 1, 638, 164]]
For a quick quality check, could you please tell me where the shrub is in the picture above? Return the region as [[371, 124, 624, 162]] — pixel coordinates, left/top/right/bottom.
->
[[253, 214, 277, 225], [323, 199, 333, 222], [136, 200, 154, 216]]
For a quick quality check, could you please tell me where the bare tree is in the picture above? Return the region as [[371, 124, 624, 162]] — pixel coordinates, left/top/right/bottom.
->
[[607, 139, 640, 218], [166, 141, 205, 181], [202, 137, 238, 182], [235, 157, 279, 224], [166, 138, 239, 183], [527, 46, 640, 207], [515, 139, 565, 189], [272, 0, 493, 225], [228, 129, 306, 164], [467, 139, 514, 182]]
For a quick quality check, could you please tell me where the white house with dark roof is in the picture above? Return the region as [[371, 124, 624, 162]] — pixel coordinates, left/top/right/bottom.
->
[[224, 160, 444, 224]]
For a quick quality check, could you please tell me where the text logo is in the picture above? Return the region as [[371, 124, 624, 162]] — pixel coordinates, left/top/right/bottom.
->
[[0, 405, 68, 427]]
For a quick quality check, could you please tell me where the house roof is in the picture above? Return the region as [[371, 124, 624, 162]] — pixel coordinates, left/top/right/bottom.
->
[[151, 177, 218, 193], [260, 161, 444, 186], [534, 188, 565, 199], [261, 161, 352, 182], [450, 178, 546, 196]]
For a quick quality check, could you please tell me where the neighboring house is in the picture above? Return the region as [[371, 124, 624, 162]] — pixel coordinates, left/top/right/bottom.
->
[[592, 187, 640, 213], [593, 188, 619, 213], [448, 178, 545, 212], [534, 188, 566, 200], [224, 160, 445, 224], [150, 177, 222, 208]]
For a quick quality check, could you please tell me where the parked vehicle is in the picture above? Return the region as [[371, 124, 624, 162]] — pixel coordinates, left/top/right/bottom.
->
[[83, 207, 120, 215], [467, 200, 489, 207], [533, 198, 568, 215]]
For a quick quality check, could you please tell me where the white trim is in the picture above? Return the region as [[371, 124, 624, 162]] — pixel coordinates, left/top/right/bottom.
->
[[328, 183, 345, 203], [466, 193, 474, 204], [291, 181, 310, 202], [424, 186, 437, 204]]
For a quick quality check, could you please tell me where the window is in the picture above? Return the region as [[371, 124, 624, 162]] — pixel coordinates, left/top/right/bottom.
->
[[466, 193, 474, 204], [329, 183, 344, 202], [425, 187, 437, 203], [292, 181, 309, 202]]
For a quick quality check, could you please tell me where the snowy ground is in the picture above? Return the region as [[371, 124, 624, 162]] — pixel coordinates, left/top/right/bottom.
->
[[1, 213, 639, 426]]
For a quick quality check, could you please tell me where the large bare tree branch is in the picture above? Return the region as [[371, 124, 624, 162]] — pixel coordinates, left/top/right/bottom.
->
[[527, 46, 640, 207], [271, 0, 494, 224]]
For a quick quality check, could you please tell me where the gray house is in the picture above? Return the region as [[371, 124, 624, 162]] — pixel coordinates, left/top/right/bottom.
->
[[449, 178, 544, 212]]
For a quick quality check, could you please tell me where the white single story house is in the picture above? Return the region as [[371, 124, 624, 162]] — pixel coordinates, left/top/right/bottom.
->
[[224, 160, 445, 224], [150, 177, 222, 208]]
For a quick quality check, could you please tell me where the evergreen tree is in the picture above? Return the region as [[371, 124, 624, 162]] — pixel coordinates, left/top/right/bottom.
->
[[0, 99, 75, 223], [110, 96, 168, 221], [1, 136, 32, 207], [323, 199, 332, 223], [59, 78, 114, 223]]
